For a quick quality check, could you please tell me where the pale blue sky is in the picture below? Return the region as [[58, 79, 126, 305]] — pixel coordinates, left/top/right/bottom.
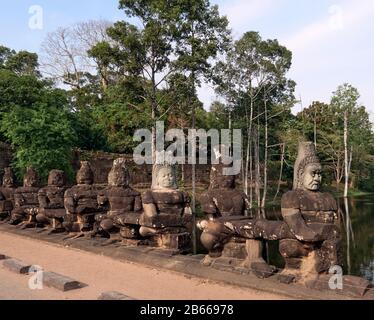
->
[[1, 0, 373, 117]]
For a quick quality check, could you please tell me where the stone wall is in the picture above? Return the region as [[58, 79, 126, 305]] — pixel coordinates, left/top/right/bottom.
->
[[74, 150, 212, 188]]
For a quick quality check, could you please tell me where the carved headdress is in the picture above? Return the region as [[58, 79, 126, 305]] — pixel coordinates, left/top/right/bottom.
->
[[108, 158, 130, 187], [293, 142, 321, 190], [23, 167, 39, 188], [209, 144, 236, 190], [2, 167, 16, 188], [48, 170, 66, 187], [76, 161, 94, 185]]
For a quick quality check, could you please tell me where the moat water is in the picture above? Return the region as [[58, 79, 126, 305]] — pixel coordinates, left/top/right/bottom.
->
[[265, 195, 374, 284]]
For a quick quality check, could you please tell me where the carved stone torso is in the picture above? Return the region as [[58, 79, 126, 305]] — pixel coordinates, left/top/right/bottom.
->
[[64, 185, 104, 215], [281, 189, 338, 224], [38, 186, 67, 214], [99, 187, 142, 215], [14, 187, 40, 208], [142, 190, 190, 216], [0, 187, 15, 212], [200, 189, 247, 218]]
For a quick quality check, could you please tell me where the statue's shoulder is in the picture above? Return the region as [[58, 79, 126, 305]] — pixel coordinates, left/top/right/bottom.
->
[[320, 191, 338, 210], [281, 190, 301, 209]]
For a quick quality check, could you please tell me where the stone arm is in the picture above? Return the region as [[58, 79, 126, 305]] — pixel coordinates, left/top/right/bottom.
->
[[14, 192, 25, 207], [64, 190, 76, 214], [134, 195, 143, 212], [200, 193, 219, 220], [97, 192, 109, 209], [281, 207, 319, 242], [182, 192, 192, 215], [0, 191, 4, 201], [142, 191, 157, 218], [37, 189, 49, 209]]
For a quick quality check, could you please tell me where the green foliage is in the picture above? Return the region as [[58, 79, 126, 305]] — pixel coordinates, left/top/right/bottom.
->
[[0, 46, 75, 182], [1, 99, 75, 182]]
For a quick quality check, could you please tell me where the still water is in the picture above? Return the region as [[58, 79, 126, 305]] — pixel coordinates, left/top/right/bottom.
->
[[265, 195, 374, 284]]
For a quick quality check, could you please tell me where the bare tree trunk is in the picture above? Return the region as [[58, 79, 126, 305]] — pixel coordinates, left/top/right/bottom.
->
[[273, 143, 285, 202], [344, 111, 349, 198], [254, 126, 261, 207], [249, 98, 254, 209], [314, 105, 317, 150], [261, 98, 268, 208]]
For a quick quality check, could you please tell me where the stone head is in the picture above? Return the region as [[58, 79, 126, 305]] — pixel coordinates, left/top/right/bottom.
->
[[294, 142, 322, 191], [2, 167, 16, 188], [152, 164, 177, 190], [209, 164, 236, 190], [48, 170, 66, 187], [76, 161, 94, 185], [108, 158, 130, 187], [23, 167, 39, 188]]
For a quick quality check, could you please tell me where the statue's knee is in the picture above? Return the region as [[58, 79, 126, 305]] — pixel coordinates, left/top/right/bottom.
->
[[200, 231, 222, 252], [279, 239, 310, 258]]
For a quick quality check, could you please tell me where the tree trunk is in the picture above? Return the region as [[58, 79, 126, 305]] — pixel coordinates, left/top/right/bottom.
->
[[344, 111, 349, 198], [273, 143, 285, 202], [261, 98, 268, 208]]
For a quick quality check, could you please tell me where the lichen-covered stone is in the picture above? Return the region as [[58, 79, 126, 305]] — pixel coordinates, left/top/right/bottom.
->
[[9, 167, 39, 226], [36, 170, 68, 232]]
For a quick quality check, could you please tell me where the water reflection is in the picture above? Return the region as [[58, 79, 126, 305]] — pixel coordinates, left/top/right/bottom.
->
[[261, 195, 374, 284]]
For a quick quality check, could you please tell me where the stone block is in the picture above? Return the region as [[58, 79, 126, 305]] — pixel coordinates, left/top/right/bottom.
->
[[2, 259, 32, 274], [42, 271, 86, 292], [0, 254, 9, 260], [98, 291, 136, 300]]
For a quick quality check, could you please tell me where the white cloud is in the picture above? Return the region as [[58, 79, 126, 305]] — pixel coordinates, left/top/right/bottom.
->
[[283, 0, 374, 52]]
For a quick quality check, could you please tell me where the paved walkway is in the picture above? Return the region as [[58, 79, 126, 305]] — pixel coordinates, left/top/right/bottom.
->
[[0, 232, 289, 300]]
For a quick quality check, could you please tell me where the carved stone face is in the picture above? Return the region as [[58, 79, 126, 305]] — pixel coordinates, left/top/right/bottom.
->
[[157, 167, 175, 189], [76, 161, 94, 185], [108, 159, 129, 187], [48, 170, 66, 187], [23, 167, 38, 188], [301, 163, 322, 191], [2, 167, 15, 188]]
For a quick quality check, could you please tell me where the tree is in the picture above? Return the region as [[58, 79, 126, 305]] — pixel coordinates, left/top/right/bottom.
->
[[215, 32, 295, 208], [40, 20, 113, 91]]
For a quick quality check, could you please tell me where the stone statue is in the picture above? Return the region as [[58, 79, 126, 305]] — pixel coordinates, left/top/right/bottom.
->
[[63, 161, 106, 239], [0, 167, 16, 221], [279, 142, 342, 282], [9, 167, 40, 228], [137, 159, 192, 251], [92, 158, 142, 243], [197, 159, 275, 278], [35, 170, 68, 234]]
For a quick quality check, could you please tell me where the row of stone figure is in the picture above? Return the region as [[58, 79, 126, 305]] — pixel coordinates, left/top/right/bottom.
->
[[0, 143, 344, 285]]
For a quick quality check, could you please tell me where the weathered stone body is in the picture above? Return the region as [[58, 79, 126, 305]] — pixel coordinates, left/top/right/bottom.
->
[[9, 167, 39, 226], [63, 162, 106, 233], [137, 161, 192, 251], [278, 142, 342, 282], [36, 170, 68, 232], [197, 157, 274, 278], [0, 168, 16, 221], [94, 158, 143, 239]]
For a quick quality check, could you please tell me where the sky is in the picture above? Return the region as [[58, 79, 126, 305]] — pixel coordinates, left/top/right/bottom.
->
[[0, 0, 373, 118]]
